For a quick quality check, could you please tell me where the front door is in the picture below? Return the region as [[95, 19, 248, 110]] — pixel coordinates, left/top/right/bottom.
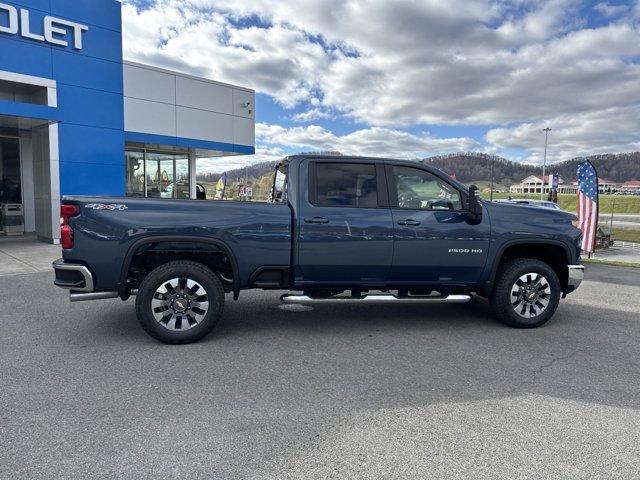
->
[[295, 160, 394, 286], [0, 137, 22, 234], [387, 164, 490, 285], [145, 152, 190, 199], [0, 137, 21, 205]]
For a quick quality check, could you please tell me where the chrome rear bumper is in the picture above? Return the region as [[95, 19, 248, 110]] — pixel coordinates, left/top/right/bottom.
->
[[53, 259, 94, 292], [566, 265, 584, 293]]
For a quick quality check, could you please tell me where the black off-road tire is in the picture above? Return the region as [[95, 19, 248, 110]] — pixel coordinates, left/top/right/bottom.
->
[[135, 261, 225, 344], [490, 258, 561, 329]]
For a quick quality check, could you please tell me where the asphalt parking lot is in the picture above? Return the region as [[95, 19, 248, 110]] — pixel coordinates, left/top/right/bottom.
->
[[1, 264, 639, 479]]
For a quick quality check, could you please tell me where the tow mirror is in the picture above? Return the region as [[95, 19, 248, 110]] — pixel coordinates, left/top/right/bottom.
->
[[467, 185, 483, 223]]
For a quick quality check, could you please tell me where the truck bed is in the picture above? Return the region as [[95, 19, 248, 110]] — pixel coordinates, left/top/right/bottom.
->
[[62, 197, 292, 291]]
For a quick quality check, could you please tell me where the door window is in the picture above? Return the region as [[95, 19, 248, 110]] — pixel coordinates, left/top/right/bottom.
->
[[392, 166, 462, 211], [313, 163, 378, 208]]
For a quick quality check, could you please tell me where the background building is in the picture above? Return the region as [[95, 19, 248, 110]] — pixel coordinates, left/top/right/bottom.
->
[[509, 175, 631, 196], [509, 175, 574, 195], [0, 0, 255, 243]]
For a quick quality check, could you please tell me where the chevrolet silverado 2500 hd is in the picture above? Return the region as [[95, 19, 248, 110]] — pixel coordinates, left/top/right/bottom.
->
[[53, 155, 584, 344]]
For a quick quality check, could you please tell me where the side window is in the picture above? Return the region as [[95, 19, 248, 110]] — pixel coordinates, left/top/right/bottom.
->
[[393, 166, 462, 210], [314, 163, 378, 208]]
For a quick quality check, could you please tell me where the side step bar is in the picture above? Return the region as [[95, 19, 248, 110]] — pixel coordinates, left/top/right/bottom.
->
[[280, 294, 472, 305], [70, 290, 138, 303]]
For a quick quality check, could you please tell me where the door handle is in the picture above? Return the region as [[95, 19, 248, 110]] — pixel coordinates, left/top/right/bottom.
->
[[398, 219, 421, 226], [304, 217, 329, 224]]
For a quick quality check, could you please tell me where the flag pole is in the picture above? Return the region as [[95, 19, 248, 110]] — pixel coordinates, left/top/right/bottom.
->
[[541, 128, 552, 200], [592, 161, 599, 258]]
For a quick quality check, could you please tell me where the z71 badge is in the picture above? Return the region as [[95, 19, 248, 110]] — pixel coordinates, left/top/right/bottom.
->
[[85, 204, 129, 211]]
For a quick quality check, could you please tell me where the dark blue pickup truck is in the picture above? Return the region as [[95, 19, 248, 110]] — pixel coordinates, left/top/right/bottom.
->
[[54, 155, 584, 344]]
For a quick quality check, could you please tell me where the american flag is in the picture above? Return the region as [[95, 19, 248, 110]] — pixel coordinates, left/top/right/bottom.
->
[[577, 161, 599, 253]]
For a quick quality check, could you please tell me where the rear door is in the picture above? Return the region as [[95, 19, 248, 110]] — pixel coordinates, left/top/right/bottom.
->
[[295, 159, 394, 286], [387, 164, 490, 285]]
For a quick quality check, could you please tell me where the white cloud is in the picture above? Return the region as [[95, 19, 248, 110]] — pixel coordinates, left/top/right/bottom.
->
[[256, 123, 479, 158], [485, 105, 640, 163], [123, 0, 639, 123], [292, 107, 335, 123], [593, 2, 630, 18]]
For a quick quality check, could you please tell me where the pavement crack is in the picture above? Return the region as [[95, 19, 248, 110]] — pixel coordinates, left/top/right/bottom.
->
[[507, 348, 579, 397], [533, 348, 579, 375]]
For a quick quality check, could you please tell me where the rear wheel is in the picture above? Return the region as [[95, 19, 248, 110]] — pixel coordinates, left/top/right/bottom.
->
[[135, 261, 224, 344], [490, 258, 561, 328]]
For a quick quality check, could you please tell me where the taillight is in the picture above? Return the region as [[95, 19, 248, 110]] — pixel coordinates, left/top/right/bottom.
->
[[61, 204, 79, 223], [60, 204, 80, 249], [60, 225, 74, 249]]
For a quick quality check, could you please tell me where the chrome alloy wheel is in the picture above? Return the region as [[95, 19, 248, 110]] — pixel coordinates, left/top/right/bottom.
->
[[151, 278, 209, 331], [510, 272, 552, 319]]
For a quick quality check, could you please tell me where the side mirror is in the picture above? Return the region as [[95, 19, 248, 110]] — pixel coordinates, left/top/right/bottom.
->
[[467, 185, 483, 223]]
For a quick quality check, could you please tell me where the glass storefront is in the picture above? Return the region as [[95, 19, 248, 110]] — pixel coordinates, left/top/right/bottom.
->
[[125, 149, 190, 199]]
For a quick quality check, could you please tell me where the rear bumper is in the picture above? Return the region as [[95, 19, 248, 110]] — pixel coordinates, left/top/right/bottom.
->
[[53, 259, 94, 292], [566, 264, 584, 294]]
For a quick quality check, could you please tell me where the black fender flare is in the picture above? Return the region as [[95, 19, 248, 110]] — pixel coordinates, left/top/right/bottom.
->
[[484, 238, 573, 293], [118, 235, 241, 300]]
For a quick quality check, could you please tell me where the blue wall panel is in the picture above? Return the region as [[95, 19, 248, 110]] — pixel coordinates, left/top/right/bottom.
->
[[7, 0, 50, 12], [59, 161, 125, 196], [0, 36, 53, 78], [51, 0, 122, 32], [72, 25, 123, 64], [52, 50, 123, 94], [57, 84, 123, 130], [0, 100, 60, 121], [58, 124, 124, 166]]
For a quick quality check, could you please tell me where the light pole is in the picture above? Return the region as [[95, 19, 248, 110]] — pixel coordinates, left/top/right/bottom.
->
[[541, 128, 552, 200]]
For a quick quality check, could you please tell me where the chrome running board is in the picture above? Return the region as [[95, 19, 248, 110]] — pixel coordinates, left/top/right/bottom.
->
[[280, 294, 472, 305]]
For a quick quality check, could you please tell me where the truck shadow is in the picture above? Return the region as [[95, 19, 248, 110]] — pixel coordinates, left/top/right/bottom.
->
[[214, 293, 497, 339]]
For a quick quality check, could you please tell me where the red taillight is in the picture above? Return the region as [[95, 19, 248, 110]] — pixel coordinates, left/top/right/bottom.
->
[[61, 225, 74, 249], [60, 204, 80, 250], [60, 204, 80, 225]]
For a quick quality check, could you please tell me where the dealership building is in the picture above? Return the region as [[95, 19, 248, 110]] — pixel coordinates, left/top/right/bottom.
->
[[0, 0, 256, 242]]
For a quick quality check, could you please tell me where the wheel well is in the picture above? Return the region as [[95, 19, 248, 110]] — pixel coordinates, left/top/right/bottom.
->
[[495, 243, 569, 291], [124, 241, 235, 293]]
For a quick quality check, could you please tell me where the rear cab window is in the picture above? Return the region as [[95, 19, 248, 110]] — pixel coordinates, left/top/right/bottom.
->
[[311, 163, 379, 208]]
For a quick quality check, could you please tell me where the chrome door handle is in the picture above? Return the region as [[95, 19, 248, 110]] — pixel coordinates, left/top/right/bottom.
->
[[304, 217, 329, 224], [398, 219, 421, 226]]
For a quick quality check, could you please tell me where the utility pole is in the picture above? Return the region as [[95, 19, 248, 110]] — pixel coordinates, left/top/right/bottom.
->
[[541, 128, 552, 200], [490, 160, 494, 202]]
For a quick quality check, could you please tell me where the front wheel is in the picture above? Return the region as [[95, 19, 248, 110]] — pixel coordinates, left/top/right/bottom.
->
[[490, 258, 561, 328], [135, 261, 225, 344]]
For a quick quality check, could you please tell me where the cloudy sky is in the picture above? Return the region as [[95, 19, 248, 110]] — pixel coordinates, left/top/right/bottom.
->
[[122, 0, 640, 169]]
